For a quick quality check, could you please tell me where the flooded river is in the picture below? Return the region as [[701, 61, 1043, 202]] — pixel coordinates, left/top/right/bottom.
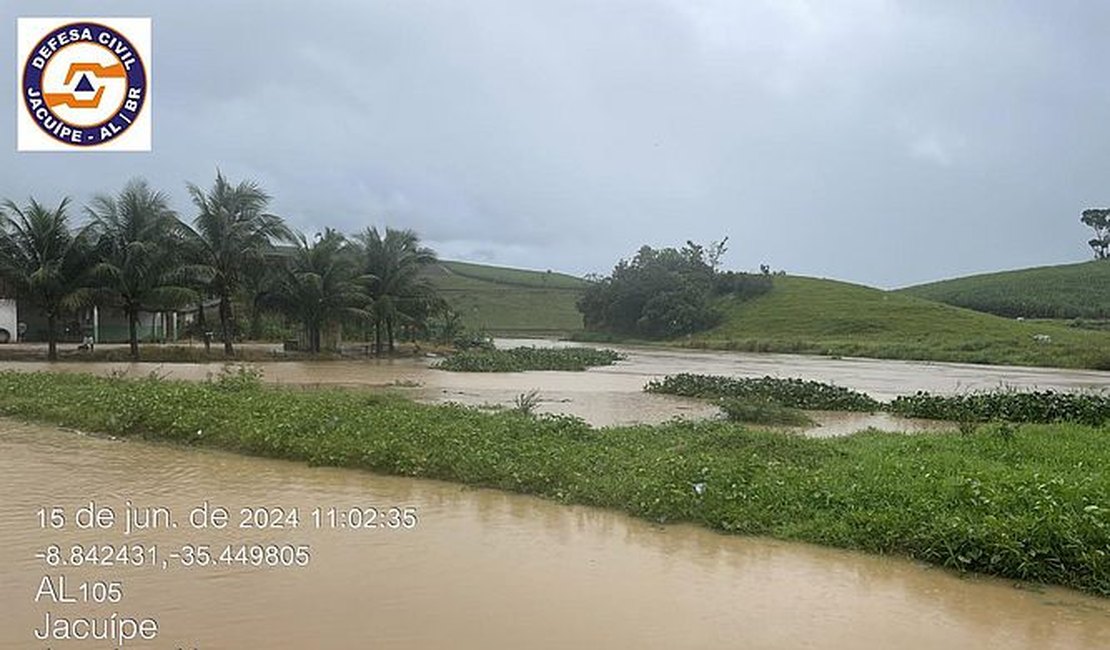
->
[[0, 339, 1105, 431], [1, 420, 1108, 649]]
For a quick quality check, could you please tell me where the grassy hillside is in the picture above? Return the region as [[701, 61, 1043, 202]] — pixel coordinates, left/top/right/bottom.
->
[[899, 260, 1110, 319], [425, 261, 586, 334], [688, 276, 1110, 369]]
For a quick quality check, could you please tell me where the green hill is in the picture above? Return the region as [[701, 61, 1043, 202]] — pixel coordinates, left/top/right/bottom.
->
[[899, 261, 1110, 319], [688, 275, 1110, 369], [426, 261, 586, 334]]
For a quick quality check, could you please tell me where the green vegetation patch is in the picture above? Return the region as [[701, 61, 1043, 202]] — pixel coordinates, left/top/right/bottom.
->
[[426, 262, 586, 335], [889, 390, 1110, 426], [437, 346, 624, 372], [646, 373, 880, 411], [899, 260, 1110, 319], [689, 275, 1110, 370], [1, 370, 1108, 595], [576, 240, 772, 340], [650, 373, 1110, 427], [717, 397, 815, 427]]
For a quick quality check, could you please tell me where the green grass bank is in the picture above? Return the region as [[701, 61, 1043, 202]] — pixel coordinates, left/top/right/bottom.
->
[[900, 260, 1110, 320], [686, 276, 1110, 369], [426, 261, 586, 335], [1, 371, 1107, 595]]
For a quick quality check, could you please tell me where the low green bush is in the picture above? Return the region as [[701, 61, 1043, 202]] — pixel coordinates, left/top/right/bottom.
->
[[716, 397, 814, 426]]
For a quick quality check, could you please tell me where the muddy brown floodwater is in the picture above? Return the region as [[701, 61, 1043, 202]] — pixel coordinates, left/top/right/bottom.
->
[[1, 420, 1109, 649], [0, 338, 1105, 432]]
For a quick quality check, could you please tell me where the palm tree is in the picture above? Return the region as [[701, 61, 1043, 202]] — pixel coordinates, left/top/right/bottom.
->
[[352, 227, 439, 354], [239, 250, 287, 341], [183, 171, 292, 356], [267, 229, 369, 353], [0, 198, 88, 361], [85, 179, 195, 360]]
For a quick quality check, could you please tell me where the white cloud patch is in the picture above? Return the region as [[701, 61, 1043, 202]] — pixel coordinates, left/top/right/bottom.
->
[[908, 132, 960, 166]]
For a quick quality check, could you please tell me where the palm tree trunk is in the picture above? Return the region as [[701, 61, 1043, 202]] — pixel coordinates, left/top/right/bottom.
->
[[387, 317, 395, 353], [219, 295, 234, 356], [47, 313, 57, 362], [196, 299, 210, 353], [374, 319, 382, 356], [128, 309, 139, 360]]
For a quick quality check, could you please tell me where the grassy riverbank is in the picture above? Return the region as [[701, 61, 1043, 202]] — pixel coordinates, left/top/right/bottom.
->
[[695, 277, 1110, 369], [2, 371, 1107, 596], [575, 276, 1110, 369]]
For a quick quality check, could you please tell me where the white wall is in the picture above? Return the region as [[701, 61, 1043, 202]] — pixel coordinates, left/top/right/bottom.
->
[[0, 299, 16, 342]]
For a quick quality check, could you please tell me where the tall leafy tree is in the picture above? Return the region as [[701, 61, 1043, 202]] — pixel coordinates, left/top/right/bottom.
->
[[267, 229, 369, 352], [1081, 208, 1110, 260], [85, 179, 195, 360], [0, 197, 88, 360], [577, 240, 746, 339], [183, 171, 292, 355], [352, 226, 438, 353]]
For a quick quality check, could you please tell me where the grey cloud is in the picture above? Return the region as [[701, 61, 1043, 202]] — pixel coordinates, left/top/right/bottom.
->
[[3, 1, 1108, 287]]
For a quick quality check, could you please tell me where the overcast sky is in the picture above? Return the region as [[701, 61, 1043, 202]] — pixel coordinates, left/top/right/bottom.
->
[[3, 1, 1108, 288]]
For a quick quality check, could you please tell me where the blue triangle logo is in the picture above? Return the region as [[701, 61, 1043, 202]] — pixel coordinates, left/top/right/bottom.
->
[[74, 74, 95, 92]]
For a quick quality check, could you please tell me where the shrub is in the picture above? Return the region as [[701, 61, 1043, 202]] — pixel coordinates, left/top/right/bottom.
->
[[513, 389, 541, 415], [716, 397, 815, 426]]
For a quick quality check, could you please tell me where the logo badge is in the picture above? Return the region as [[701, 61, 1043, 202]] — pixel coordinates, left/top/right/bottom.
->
[[17, 18, 151, 151]]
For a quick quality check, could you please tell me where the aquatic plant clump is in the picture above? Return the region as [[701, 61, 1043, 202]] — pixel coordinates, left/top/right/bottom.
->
[[716, 397, 815, 427], [437, 346, 625, 372], [645, 373, 880, 412], [2, 371, 1109, 596], [888, 390, 1110, 426]]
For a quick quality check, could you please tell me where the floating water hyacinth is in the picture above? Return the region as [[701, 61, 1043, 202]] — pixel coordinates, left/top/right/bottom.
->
[[438, 347, 625, 372]]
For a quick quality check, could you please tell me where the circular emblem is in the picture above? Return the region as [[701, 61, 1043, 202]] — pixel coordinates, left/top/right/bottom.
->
[[21, 22, 147, 147]]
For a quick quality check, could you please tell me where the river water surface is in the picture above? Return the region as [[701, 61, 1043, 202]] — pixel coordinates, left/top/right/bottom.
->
[[1, 339, 1106, 430], [1, 420, 1109, 649]]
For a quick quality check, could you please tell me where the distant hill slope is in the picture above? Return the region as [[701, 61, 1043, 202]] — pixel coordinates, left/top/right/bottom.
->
[[425, 261, 586, 334], [898, 261, 1110, 319], [688, 275, 1110, 369]]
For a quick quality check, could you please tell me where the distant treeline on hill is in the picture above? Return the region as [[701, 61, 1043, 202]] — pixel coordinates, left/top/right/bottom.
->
[[576, 239, 772, 339]]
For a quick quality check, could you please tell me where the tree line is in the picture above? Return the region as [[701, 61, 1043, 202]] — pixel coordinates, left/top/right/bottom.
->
[[0, 172, 443, 360], [576, 238, 773, 339]]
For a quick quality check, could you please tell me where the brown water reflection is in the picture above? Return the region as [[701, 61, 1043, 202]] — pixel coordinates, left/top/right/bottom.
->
[[1, 421, 1108, 649], [0, 338, 1105, 430]]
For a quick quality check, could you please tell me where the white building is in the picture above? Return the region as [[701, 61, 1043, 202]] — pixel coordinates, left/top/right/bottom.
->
[[0, 297, 16, 343]]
